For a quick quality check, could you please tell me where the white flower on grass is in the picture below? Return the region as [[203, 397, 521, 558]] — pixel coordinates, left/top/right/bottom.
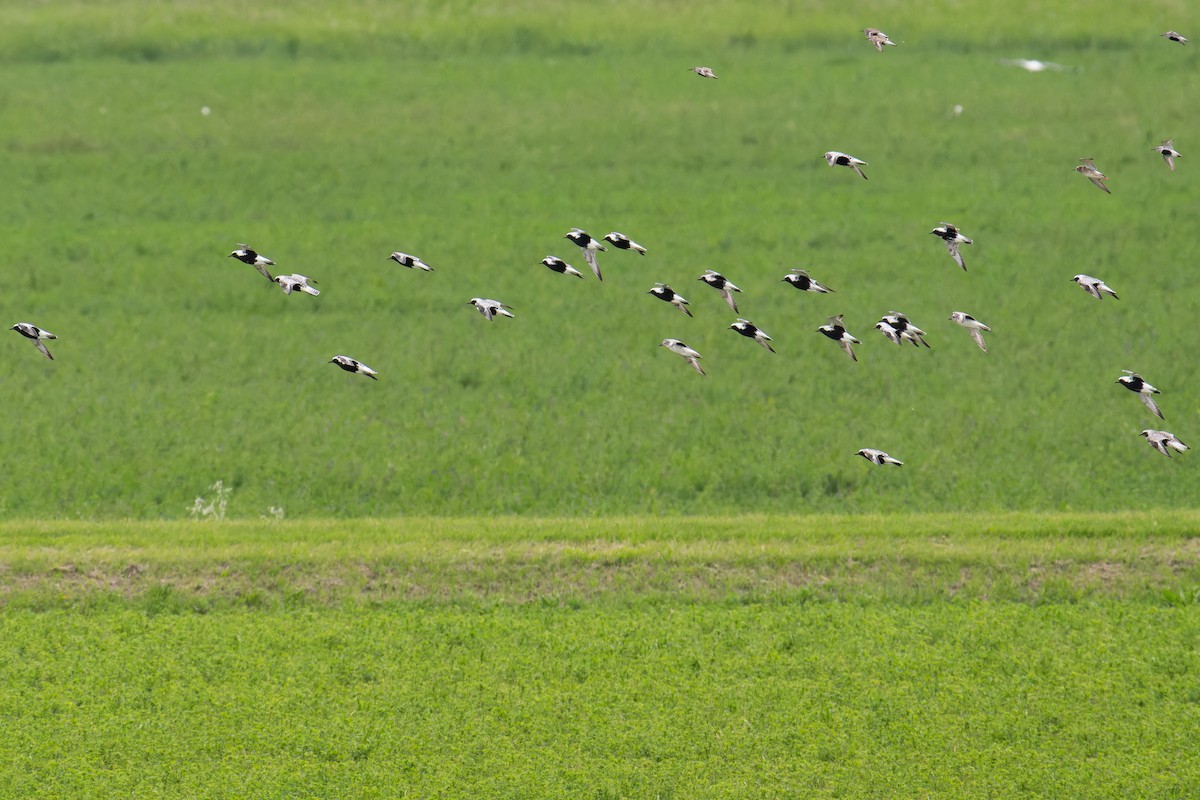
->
[[189, 480, 231, 521]]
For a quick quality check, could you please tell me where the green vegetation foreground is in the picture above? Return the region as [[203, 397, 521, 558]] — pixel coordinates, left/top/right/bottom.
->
[[1, 513, 1199, 797]]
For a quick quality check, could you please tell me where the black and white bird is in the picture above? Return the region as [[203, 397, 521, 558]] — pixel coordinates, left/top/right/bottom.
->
[[649, 284, 692, 317], [1140, 429, 1188, 457], [817, 315, 861, 361], [1154, 140, 1182, 172], [229, 244, 275, 281], [1117, 371, 1164, 420], [949, 311, 990, 352], [541, 256, 583, 279], [782, 268, 834, 293], [874, 319, 903, 346], [564, 228, 605, 281], [930, 222, 973, 271], [603, 232, 646, 255], [881, 311, 929, 347], [824, 151, 868, 180], [468, 298, 515, 321], [863, 28, 897, 51], [698, 270, 741, 312], [388, 252, 433, 271], [329, 355, 378, 380], [273, 273, 320, 296], [1071, 274, 1118, 300], [659, 338, 705, 375], [1075, 158, 1111, 194], [856, 448, 903, 466], [1161, 31, 1188, 45], [11, 322, 56, 360], [689, 66, 718, 79], [729, 319, 774, 353]]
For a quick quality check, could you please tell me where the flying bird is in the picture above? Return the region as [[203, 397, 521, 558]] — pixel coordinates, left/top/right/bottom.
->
[[782, 268, 834, 293], [863, 28, 897, 51], [689, 66, 718, 79], [930, 222, 973, 270], [11, 322, 56, 360], [659, 338, 705, 375], [817, 314, 861, 361], [468, 298, 515, 321], [649, 284, 692, 317], [603, 232, 646, 255], [229, 244, 275, 281], [1071, 274, 1118, 300], [698, 269, 742, 312], [273, 273, 320, 296], [1161, 31, 1188, 45], [874, 319, 903, 346], [388, 252, 433, 271], [856, 448, 903, 466], [541, 256, 583, 278], [1154, 140, 1181, 171], [949, 311, 990, 352], [1140, 429, 1188, 457], [881, 311, 929, 347], [565, 228, 605, 281], [329, 355, 378, 380], [1075, 158, 1111, 194], [1117, 371, 1164, 420], [729, 319, 774, 353], [824, 151, 868, 180]]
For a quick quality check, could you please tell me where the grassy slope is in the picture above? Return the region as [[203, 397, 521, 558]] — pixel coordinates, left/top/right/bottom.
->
[[0, 2, 1199, 517], [0, 514, 1198, 797]]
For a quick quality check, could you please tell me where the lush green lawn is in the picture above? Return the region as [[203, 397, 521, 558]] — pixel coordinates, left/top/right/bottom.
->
[[2, 2, 1199, 793], [0, 1, 1198, 517], [1, 514, 1198, 797]]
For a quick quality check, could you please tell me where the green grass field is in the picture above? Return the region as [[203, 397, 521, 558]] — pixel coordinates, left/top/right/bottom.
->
[[2, 2, 1200, 796], [1, 1, 1199, 517], [1, 514, 1199, 797]]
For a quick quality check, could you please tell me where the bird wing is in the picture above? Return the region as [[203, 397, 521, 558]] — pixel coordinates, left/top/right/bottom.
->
[[839, 340, 858, 361], [968, 328, 988, 352], [254, 262, 274, 281], [33, 339, 53, 360], [947, 240, 966, 270], [1142, 394, 1165, 420], [721, 289, 738, 313], [583, 248, 602, 281]]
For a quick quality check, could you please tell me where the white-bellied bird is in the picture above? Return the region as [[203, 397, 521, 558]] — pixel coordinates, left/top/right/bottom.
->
[[949, 311, 990, 352], [389, 252, 433, 271], [468, 298, 515, 321], [659, 338, 705, 375], [1071, 274, 1118, 300], [1140, 429, 1188, 457], [824, 151, 868, 180]]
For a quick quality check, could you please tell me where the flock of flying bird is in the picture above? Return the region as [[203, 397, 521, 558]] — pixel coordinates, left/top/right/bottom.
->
[[10, 26, 1192, 469], [683, 26, 1194, 466]]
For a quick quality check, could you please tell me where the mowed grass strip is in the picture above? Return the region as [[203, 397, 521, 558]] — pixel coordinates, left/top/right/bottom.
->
[[2, 513, 1198, 607]]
